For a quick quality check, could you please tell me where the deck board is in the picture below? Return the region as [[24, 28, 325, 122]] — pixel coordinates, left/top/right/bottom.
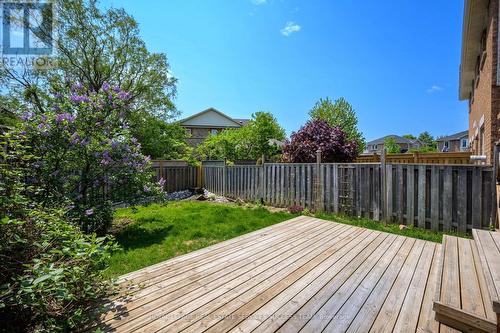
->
[[94, 217, 462, 333]]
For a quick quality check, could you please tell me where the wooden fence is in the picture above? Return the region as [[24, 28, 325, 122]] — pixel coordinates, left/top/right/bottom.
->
[[202, 162, 495, 232], [356, 151, 473, 164], [152, 161, 199, 193]]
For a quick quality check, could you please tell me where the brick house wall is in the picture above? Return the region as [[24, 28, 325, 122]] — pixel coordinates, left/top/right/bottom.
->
[[185, 127, 223, 147], [468, 0, 500, 163]]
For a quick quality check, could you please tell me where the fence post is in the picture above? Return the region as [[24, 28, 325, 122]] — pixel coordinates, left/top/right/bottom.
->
[[222, 159, 227, 196], [260, 154, 265, 203], [197, 165, 203, 188], [315, 149, 324, 212], [381, 148, 387, 223], [413, 151, 419, 164]]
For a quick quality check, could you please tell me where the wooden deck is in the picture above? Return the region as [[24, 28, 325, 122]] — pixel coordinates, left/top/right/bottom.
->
[[94, 216, 459, 333]]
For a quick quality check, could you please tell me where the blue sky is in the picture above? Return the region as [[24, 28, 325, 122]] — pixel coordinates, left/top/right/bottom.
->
[[102, 0, 467, 141]]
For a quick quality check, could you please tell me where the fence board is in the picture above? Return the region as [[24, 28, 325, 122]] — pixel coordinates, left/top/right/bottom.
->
[[201, 162, 493, 233]]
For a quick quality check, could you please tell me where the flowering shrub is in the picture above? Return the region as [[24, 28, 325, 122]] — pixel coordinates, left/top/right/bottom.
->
[[18, 82, 163, 234], [281, 120, 358, 163], [288, 205, 304, 214], [0, 132, 118, 332]]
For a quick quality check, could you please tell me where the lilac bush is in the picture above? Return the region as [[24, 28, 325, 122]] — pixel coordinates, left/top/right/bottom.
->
[[18, 83, 163, 234], [282, 120, 358, 163]]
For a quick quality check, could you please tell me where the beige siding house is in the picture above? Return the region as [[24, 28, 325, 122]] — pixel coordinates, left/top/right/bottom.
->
[[364, 135, 422, 154], [179, 108, 249, 147], [436, 130, 469, 152]]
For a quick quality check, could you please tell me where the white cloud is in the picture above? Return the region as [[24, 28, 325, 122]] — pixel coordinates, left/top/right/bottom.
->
[[251, 0, 267, 5], [426, 85, 443, 94], [280, 21, 301, 36]]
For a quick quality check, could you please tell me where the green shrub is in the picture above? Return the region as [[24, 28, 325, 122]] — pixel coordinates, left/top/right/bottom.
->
[[0, 133, 117, 332]]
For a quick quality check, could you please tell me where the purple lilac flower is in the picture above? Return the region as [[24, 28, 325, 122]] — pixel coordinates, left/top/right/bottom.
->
[[53, 92, 63, 99], [102, 82, 110, 92], [113, 85, 121, 93], [55, 113, 76, 124], [20, 112, 34, 121], [70, 132, 80, 145], [80, 138, 89, 146], [71, 83, 84, 92], [70, 94, 90, 104], [117, 91, 131, 100], [143, 185, 151, 193], [158, 177, 166, 188], [85, 208, 94, 216]]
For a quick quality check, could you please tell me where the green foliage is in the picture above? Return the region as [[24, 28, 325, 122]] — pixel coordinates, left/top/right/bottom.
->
[[384, 137, 401, 154], [1, 0, 177, 121], [309, 97, 365, 152], [129, 112, 192, 160], [0, 132, 117, 333], [196, 112, 285, 161], [108, 201, 293, 277], [19, 84, 163, 234], [0, 96, 21, 128], [404, 132, 438, 152], [417, 131, 437, 151], [402, 134, 416, 140], [249, 112, 286, 158]]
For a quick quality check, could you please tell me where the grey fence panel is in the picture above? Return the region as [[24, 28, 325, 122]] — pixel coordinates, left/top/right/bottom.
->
[[384, 164, 493, 232], [201, 162, 494, 233], [152, 165, 198, 193]]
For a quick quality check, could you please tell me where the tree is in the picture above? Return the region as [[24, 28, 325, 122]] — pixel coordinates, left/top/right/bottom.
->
[[309, 97, 365, 152], [0, 131, 117, 332], [247, 112, 286, 158], [129, 113, 192, 160], [18, 82, 162, 234], [196, 112, 286, 161], [402, 134, 417, 140], [418, 131, 437, 150], [1, 0, 178, 121], [281, 120, 358, 163], [384, 137, 401, 154]]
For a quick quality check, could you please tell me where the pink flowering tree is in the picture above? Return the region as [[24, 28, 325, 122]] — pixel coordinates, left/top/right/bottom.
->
[[19, 82, 163, 234], [282, 120, 359, 163]]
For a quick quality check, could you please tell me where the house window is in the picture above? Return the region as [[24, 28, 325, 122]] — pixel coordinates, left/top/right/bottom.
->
[[210, 129, 219, 135], [373, 144, 378, 150], [461, 138, 468, 149], [185, 128, 192, 135], [444, 141, 449, 149]]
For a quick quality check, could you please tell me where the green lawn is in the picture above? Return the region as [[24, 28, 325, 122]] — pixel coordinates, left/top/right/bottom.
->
[[106, 201, 468, 278], [106, 201, 293, 277]]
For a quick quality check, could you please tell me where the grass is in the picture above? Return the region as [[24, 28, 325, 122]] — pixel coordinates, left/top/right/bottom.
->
[[106, 201, 293, 277], [106, 201, 469, 277], [314, 212, 470, 243]]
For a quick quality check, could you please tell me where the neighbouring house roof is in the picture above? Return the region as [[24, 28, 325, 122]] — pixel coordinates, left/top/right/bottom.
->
[[459, 0, 489, 100], [233, 118, 250, 126], [366, 135, 421, 146], [179, 108, 249, 128], [436, 130, 468, 142]]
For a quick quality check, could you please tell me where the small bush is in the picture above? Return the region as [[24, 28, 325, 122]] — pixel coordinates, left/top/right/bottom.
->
[[288, 205, 304, 214], [0, 132, 117, 332]]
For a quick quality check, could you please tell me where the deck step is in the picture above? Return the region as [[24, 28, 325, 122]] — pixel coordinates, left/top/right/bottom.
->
[[433, 235, 497, 333]]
